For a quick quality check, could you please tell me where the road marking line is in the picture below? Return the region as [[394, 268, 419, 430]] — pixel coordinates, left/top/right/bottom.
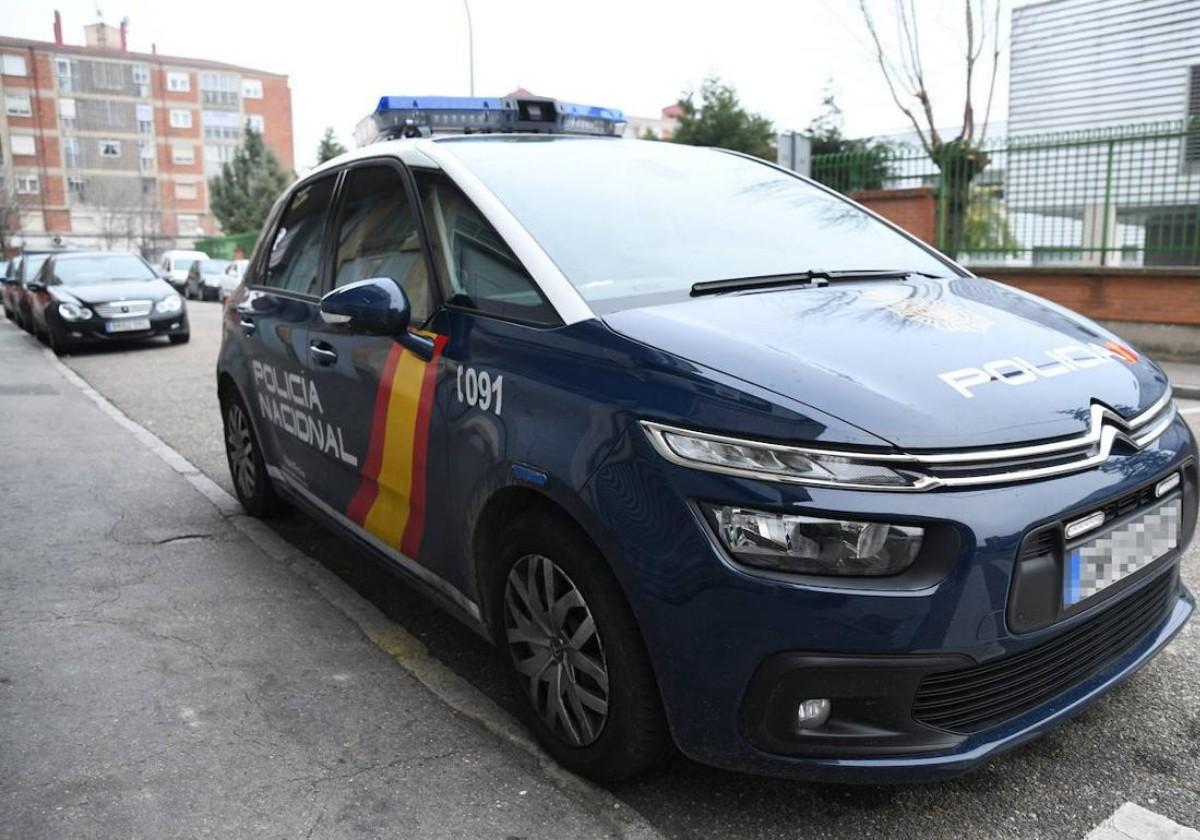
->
[[1085, 802, 1200, 839], [40, 344, 661, 840]]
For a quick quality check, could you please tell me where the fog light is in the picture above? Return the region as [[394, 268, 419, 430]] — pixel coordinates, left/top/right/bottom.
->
[[1155, 473, 1180, 498], [796, 698, 831, 731], [1065, 511, 1105, 540]]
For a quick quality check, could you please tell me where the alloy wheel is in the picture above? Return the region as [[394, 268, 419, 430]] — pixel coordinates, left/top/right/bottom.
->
[[504, 554, 611, 747], [225, 402, 256, 500]]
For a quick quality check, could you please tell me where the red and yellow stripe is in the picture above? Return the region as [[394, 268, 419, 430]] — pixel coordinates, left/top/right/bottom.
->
[[346, 335, 447, 558]]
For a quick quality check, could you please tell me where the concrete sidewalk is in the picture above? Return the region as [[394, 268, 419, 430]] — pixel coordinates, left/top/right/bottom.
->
[[1160, 361, 1200, 400], [0, 329, 637, 837]]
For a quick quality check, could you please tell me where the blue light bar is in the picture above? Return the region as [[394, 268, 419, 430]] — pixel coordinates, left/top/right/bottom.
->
[[363, 93, 626, 142]]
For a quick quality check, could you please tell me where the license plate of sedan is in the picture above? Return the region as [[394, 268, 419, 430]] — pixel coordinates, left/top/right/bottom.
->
[[1064, 498, 1180, 606], [105, 318, 151, 333]]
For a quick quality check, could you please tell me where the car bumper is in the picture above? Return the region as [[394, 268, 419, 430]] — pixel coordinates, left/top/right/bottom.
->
[[586, 414, 1198, 780], [58, 312, 189, 344]]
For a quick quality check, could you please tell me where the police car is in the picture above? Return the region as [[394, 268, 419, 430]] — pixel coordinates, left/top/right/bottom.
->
[[217, 93, 1196, 782]]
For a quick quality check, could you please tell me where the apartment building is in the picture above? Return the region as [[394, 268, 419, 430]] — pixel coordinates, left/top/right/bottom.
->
[[0, 15, 293, 255]]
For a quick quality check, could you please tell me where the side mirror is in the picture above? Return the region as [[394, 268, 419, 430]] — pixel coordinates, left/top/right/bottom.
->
[[319, 277, 434, 360]]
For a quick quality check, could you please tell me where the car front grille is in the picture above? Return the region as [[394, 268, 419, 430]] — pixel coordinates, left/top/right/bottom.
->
[[94, 300, 153, 318], [911, 571, 1176, 733]]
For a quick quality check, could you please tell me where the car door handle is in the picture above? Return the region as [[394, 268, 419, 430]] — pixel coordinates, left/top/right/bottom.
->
[[238, 317, 256, 334], [308, 341, 338, 366]]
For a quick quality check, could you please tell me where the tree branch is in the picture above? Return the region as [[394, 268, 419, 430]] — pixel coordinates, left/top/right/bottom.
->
[[860, 0, 937, 155]]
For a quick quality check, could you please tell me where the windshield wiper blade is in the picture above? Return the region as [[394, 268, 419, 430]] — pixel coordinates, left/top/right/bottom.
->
[[689, 269, 940, 297]]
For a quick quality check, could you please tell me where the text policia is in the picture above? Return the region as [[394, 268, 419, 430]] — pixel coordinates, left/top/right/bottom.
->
[[251, 360, 359, 466]]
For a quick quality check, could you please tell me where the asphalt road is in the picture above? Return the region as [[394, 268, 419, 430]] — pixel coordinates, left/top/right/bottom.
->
[[45, 300, 1200, 839]]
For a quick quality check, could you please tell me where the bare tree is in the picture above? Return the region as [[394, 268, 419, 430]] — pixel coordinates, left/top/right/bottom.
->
[[859, 0, 1004, 256], [84, 177, 147, 251]]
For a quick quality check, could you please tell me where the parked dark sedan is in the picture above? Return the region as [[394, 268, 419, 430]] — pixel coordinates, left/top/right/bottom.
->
[[2, 251, 56, 332], [26, 251, 189, 354]]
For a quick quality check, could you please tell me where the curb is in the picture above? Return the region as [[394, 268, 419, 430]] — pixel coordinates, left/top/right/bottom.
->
[[1175, 384, 1200, 401]]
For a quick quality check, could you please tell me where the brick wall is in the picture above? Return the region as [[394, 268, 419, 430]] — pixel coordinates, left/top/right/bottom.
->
[[851, 187, 938, 245], [982, 267, 1200, 326]]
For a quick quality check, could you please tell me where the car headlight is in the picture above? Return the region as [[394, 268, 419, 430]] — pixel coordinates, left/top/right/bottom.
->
[[156, 294, 183, 313], [708, 505, 924, 576], [57, 301, 93, 322], [642, 422, 926, 489]]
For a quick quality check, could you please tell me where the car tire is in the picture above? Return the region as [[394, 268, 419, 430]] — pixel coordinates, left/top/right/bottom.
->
[[492, 509, 672, 783], [169, 332, 190, 345], [221, 388, 286, 517]]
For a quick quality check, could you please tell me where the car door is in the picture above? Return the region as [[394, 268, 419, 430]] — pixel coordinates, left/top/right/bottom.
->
[[234, 174, 338, 479], [296, 161, 449, 569]]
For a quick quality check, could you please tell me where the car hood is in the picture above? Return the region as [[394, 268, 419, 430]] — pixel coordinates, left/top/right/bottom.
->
[[55, 279, 176, 304], [603, 276, 1171, 449]]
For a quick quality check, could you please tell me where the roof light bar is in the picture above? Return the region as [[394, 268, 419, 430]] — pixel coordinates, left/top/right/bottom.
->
[[363, 94, 626, 142]]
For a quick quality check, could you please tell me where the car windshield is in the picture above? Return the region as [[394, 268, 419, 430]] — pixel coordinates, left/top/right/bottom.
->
[[54, 254, 157, 286], [22, 254, 50, 281], [443, 138, 957, 313], [201, 259, 232, 273]]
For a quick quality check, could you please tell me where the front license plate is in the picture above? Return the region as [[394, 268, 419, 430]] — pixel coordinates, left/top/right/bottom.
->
[[105, 318, 151, 333], [1064, 498, 1180, 606]]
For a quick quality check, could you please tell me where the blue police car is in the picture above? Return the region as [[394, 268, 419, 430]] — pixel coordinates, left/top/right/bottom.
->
[[217, 93, 1196, 782]]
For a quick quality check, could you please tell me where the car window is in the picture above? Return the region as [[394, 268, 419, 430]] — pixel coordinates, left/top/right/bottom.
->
[[52, 254, 157, 285], [414, 170, 557, 325], [332, 165, 431, 321], [262, 176, 336, 296]]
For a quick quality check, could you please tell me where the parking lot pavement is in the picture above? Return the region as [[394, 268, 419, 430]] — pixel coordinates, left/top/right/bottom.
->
[[0, 322, 646, 840], [14, 304, 1200, 839]]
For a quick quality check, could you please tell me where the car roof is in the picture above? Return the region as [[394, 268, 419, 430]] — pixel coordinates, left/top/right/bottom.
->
[[53, 250, 140, 261]]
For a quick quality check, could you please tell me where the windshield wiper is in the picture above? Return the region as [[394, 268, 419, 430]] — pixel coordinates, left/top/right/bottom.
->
[[690, 269, 943, 297]]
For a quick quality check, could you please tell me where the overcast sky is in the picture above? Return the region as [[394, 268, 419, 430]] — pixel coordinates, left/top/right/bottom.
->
[[11, 0, 1024, 170]]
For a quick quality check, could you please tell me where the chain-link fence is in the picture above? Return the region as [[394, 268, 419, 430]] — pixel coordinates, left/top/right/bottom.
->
[[810, 119, 1200, 268]]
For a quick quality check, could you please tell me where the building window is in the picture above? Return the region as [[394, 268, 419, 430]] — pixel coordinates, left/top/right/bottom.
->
[[204, 143, 234, 176], [178, 214, 202, 235], [176, 181, 198, 200], [99, 139, 122, 158], [58, 97, 77, 130], [138, 139, 155, 172], [136, 103, 153, 135], [200, 72, 239, 106], [92, 61, 126, 91], [132, 63, 150, 96], [5, 94, 32, 117], [169, 109, 193, 129], [15, 174, 39, 194], [2, 54, 27, 76], [246, 114, 265, 133], [203, 109, 241, 140], [56, 57, 76, 92], [171, 143, 195, 165], [11, 135, 35, 156], [63, 137, 82, 168], [242, 78, 263, 99], [68, 176, 87, 200], [167, 71, 191, 92]]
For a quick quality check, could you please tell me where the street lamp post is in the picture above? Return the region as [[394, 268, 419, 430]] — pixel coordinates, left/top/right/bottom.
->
[[463, 0, 475, 96]]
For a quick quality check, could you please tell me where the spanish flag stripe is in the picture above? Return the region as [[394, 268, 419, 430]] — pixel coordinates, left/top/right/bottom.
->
[[399, 336, 447, 558], [361, 350, 428, 547], [346, 343, 404, 524]]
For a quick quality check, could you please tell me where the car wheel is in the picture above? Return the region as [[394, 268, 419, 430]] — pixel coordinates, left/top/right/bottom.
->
[[169, 332, 190, 345], [221, 388, 286, 517], [493, 509, 672, 782]]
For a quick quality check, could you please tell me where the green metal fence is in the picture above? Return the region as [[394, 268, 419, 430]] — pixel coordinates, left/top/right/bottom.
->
[[193, 232, 258, 261], [810, 118, 1200, 268]]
